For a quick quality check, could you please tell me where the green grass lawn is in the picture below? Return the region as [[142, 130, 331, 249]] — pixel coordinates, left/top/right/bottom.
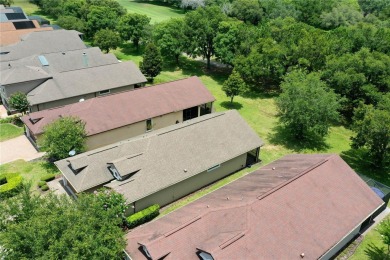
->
[[13, 0, 57, 23], [0, 123, 24, 142], [115, 0, 185, 23], [0, 159, 59, 190]]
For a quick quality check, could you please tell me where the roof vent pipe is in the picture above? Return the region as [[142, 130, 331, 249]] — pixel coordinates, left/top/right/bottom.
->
[[82, 52, 88, 67]]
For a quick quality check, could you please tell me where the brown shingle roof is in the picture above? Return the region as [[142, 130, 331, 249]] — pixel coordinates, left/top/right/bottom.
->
[[22, 77, 215, 136], [125, 154, 384, 260], [0, 20, 52, 46]]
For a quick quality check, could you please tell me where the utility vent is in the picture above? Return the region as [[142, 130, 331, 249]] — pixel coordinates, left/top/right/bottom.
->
[[38, 55, 49, 66]]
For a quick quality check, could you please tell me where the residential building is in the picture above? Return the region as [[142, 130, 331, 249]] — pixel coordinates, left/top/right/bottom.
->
[[55, 110, 264, 212], [125, 154, 384, 260], [22, 77, 215, 150]]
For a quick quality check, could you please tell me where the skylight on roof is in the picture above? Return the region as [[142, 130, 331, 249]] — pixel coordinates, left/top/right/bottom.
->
[[38, 55, 49, 66]]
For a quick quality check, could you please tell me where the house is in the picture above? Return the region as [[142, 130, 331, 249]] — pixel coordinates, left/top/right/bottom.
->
[[21, 77, 215, 150], [55, 110, 264, 212], [125, 154, 384, 260], [0, 30, 86, 62]]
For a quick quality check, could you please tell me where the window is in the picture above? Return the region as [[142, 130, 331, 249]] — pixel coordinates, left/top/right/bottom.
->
[[99, 89, 110, 95], [183, 106, 199, 121], [108, 166, 122, 181], [207, 164, 220, 172], [200, 102, 212, 116], [146, 118, 152, 131]]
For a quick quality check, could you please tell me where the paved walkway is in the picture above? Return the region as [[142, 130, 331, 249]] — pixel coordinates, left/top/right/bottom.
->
[[0, 135, 45, 164]]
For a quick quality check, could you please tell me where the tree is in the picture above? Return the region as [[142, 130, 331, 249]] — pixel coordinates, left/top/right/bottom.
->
[[292, 0, 337, 27], [320, 5, 363, 29], [153, 18, 186, 65], [358, 0, 390, 16], [57, 16, 86, 32], [222, 70, 246, 103], [117, 13, 151, 49], [8, 92, 29, 113], [0, 0, 14, 7], [93, 29, 121, 53], [184, 6, 227, 69], [378, 219, 390, 255], [139, 43, 163, 82], [260, 0, 300, 20], [276, 70, 340, 141], [40, 116, 87, 160], [0, 186, 127, 259], [352, 100, 390, 166], [85, 6, 117, 38], [231, 0, 263, 25]]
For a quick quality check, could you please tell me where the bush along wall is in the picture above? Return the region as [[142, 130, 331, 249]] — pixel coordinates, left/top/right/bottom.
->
[[40, 174, 56, 182], [126, 204, 160, 229], [0, 174, 23, 199]]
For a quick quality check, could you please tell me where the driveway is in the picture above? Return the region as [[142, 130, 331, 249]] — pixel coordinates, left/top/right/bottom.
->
[[0, 135, 45, 165]]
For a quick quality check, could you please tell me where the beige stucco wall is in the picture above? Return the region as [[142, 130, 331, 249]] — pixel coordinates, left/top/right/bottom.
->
[[129, 153, 247, 214], [29, 85, 137, 112], [85, 110, 183, 150]]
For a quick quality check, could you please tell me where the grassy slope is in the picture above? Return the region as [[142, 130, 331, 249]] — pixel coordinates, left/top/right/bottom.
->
[[0, 123, 24, 142], [115, 0, 185, 23]]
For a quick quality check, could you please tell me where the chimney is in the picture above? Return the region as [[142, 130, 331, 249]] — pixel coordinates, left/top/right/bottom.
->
[[82, 52, 88, 67]]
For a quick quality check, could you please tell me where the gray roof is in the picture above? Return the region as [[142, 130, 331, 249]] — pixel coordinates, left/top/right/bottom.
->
[[55, 110, 264, 199], [0, 47, 119, 74], [1, 65, 51, 85], [0, 30, 86, 62], [27, 61, 147, 105]]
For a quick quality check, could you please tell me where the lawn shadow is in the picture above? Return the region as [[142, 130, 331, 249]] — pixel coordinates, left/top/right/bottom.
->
[[40, 161, 59, 174], [220, 101, 243, 110], [268, 124, 330, 152], [133, 0, 185, 12], [340, 148, 390, 186], [241, 88, 280, 100], [364, 243, 390, 260], [118, 42, 145, 57]]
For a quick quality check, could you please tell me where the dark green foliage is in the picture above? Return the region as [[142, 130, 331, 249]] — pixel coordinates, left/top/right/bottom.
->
[[184, 6, 227, 69], [93, 29, 121, 53], [358, 0, 390, 16], [126, 204, 160, 229], [153, 18, 185, 64], [40, 174, 55, 182], [140, 43, 163, 82], [352, 101, 390, 167], [37, 181, 46, 188], [57, 16, 86, 32], [0, 175, 7, 185], [8, 92, 29, 113], [41, 184, 49, 191], [378, 219, 390, 253], [0, 174, 23, 199], [117, 13, 151, 49], [85, 6, 118, 38], [222, 70, 246, 103], [320, 5, 363, 29], [292, 0, 337, 27], [260, 0, 300, 20], [40, 116, 87, 161], [0, 187, 127, 259], [231, 0, 263, 25], [276, 70, 340, 141], [0, 0, 13, 7]]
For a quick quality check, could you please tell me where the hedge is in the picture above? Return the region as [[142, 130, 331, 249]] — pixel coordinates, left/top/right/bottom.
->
[[0, 175, 7, 185], [41, 184, 49, 191], [38, 180, 46, 188], [40, 174, 56, 182], [0, 174, 23, 199], [126, 204, 160, 229]]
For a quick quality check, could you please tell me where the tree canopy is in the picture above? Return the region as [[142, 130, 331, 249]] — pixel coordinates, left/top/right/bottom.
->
[[222, 70, 246, 103], [140, 43, 163, 82], [117, 13, 151, 49], [8, 92, 29, 113], [93, 29, 121, 53]]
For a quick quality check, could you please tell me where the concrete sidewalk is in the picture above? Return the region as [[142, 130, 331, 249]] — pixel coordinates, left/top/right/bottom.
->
[[0, 135, 45, 164]]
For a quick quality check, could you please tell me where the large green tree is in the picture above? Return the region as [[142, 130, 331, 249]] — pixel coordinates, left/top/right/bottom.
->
[[276, 70, 340, 141], [85, 6, 118, 38], [140, 43, 163, 82], [184, 6, 227, 69], [93, 29, 121, 53], [153, 18, 186, 64], [320, 5, 363, 29], [231, 0, 263, 25], [117, 13, 151, 49], [57, 16, 86, 32], [8, 92, 29, 114], [40, 116, 87, 160], [0, 186, 127, 259], [222, 70, 246, 103]]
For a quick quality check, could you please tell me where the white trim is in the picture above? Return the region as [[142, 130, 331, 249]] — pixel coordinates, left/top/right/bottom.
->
[[207, 164, 221, 172]]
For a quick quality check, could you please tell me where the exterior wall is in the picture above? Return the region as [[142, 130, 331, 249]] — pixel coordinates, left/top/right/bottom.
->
[[319, 224, 361, 260], [29, 84, 136, 112], [85, 111, 183, 150], [131, 153, 247, 214]]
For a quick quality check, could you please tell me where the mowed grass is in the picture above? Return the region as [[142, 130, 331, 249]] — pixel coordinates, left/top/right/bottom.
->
[[13, 0, 57, 23], [116, 0, 185, 23], [0, 159, 59, 189], [0, 123, 24, 142]]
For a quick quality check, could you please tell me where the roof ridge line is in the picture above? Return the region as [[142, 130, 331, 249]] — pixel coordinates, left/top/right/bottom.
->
[[254, 156, 331, 203]]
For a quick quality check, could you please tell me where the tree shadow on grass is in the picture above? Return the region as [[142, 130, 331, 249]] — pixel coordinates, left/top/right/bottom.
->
[[340, 148, 390, 186], [40, 161, 59, 174], [364, 243, 390, 260], [268, 124, 330, 152], [117, 42, 145, 57], [220, 101, 243, 110]]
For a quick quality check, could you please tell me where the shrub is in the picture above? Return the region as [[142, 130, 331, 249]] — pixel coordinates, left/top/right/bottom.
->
[[0, 115, 22, 126], [0, 174, 23, 199], [40, 174, 56, 182], [38, 181, 46, 188], [0, 175, 7, 185], [41, 184, 49, 191], [126, 204, 160, 229]]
